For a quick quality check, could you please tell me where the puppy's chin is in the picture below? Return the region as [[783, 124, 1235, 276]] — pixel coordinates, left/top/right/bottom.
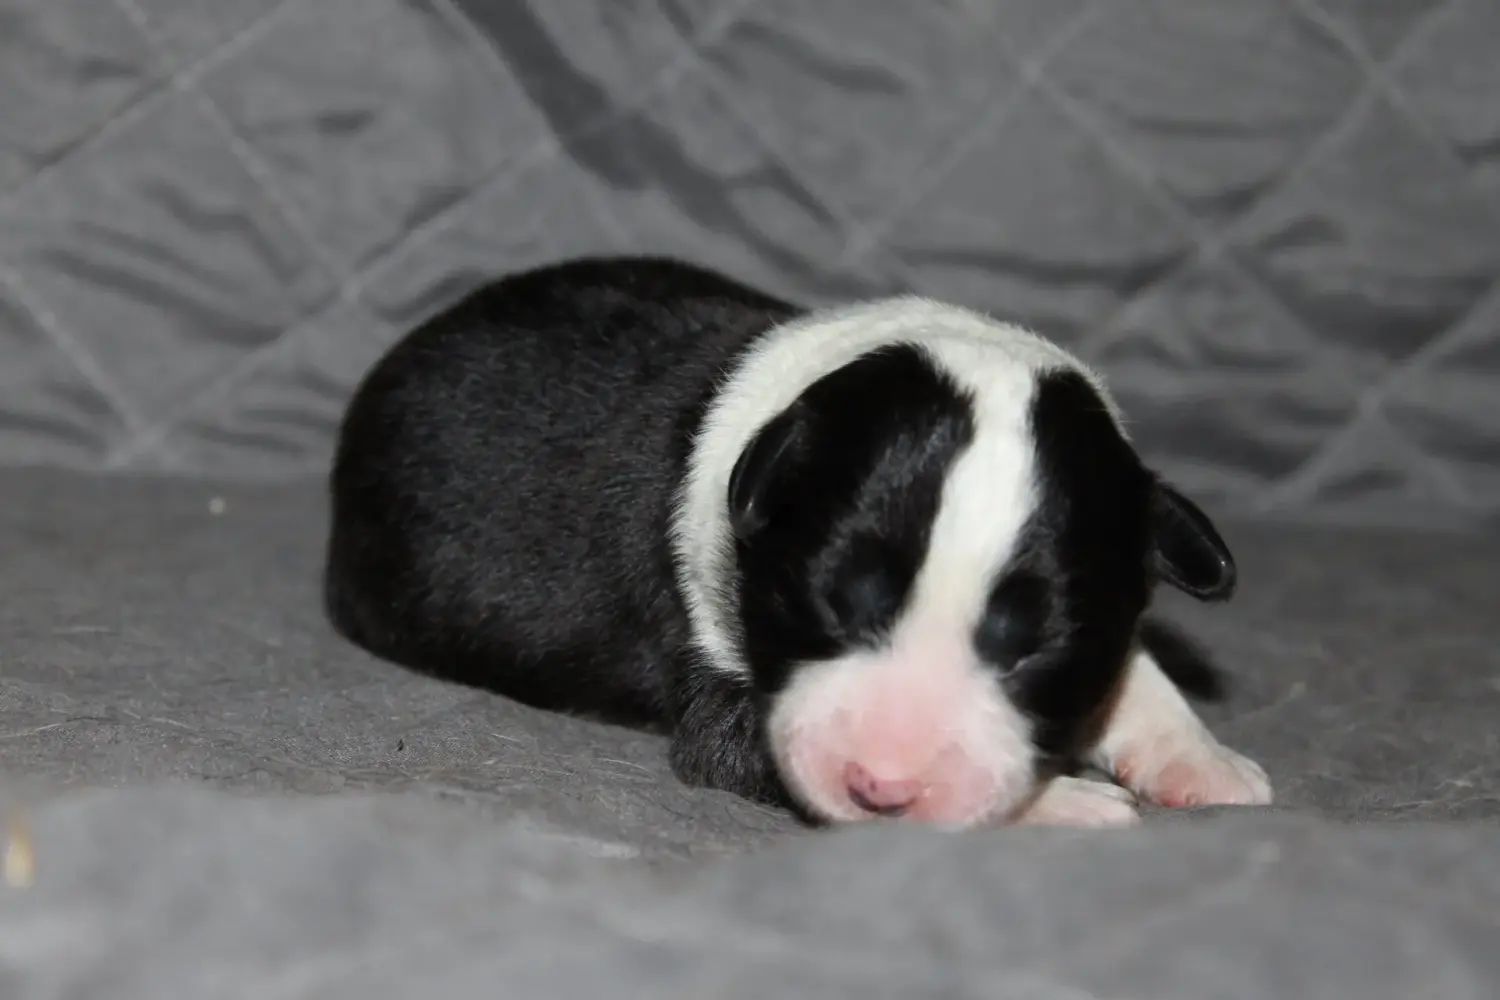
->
[[765, 643, 1038, 829]]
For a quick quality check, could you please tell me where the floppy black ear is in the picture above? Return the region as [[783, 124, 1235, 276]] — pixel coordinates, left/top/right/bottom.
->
[[1150, 481, 1236, 602], [727, 404, 807, 540]]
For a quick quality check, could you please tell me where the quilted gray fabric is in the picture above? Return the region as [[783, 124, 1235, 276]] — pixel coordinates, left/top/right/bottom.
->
[[2, 469, 1500, 1000], [1, 0, 1498, 528]]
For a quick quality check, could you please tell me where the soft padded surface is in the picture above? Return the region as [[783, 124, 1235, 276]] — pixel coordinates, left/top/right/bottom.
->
[[4, 470, 1500, 998], [2, 1, 1500, 528]]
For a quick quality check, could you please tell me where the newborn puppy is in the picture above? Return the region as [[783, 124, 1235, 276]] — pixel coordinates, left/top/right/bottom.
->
[[324, 257, 1271, 829]]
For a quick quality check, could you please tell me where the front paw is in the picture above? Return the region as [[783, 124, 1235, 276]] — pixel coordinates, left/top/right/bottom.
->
[[1008, 775, 1141, 829], [1107, 731, 1272, 809]]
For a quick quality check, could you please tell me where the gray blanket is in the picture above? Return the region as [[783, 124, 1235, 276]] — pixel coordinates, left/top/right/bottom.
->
[[3, 1, 1500, 996], [3, 470, 1499, 998]]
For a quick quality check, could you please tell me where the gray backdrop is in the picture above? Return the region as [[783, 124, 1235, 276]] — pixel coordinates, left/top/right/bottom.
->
[[2, 0, 1498, 529], [4, 3, 1500, 999]]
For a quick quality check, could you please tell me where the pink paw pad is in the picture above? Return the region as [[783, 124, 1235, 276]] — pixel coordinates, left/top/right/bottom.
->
[[1113, 734, 1272, 809]]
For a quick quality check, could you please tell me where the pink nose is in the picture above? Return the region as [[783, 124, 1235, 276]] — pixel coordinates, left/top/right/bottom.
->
[[844, 762, 924, 817]]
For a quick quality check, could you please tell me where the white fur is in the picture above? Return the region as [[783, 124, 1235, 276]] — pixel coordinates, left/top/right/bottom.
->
[[669, 297, 1118, 825], [1090, 647, 1273, 808], [764, 611, 1036, 826]]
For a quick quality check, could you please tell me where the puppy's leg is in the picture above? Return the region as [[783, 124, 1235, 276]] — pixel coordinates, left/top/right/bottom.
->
[[666, 663, 805, 816], [1090, 646, 1272, 808], [1008, 775, 1140, 828]]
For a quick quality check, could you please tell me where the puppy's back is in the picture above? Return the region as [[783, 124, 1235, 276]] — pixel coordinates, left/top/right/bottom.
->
[[324, 257, 796, 727]]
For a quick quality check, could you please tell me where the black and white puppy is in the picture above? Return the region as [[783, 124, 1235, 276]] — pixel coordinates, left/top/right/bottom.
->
[[324, 257, 1271, 829]]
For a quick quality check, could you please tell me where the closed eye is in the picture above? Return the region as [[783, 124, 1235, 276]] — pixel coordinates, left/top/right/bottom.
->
[[974, 571, 1050, 672], [818, 538, 906, 644]]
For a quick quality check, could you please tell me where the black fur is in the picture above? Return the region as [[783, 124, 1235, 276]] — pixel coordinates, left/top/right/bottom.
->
[[987, 370, 1161, 765], [324, 256, 1236, 818], [982, 372, 1235, 764], [325, 257, 794, 736]]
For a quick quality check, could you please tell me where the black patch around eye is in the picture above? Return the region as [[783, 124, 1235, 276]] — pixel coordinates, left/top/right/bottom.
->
[[730, 343, 974, 688], [974, 571, 1050, 671]]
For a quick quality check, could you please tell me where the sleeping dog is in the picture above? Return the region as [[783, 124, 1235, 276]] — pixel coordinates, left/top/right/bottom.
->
[[323, 257, 1272, 828]]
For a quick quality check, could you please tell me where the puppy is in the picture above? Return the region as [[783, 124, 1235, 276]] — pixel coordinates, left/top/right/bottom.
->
[[323, 256, 1271, 829]]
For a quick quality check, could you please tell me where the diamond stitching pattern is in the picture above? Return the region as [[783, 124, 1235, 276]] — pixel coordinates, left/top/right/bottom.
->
[[0, 0, 1494, 523]]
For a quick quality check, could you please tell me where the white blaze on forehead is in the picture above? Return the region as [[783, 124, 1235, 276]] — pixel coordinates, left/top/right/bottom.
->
[[671, 295, 1120, 678], [903, 346, 1040, 638]]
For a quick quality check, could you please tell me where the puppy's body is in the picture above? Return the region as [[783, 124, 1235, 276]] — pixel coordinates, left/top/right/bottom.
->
[[326, 257, 1271, 827], [326, 259, 787, 727]]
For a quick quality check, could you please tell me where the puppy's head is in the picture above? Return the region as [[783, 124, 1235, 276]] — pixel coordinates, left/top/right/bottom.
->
[[713, 315, 1233, 828]]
